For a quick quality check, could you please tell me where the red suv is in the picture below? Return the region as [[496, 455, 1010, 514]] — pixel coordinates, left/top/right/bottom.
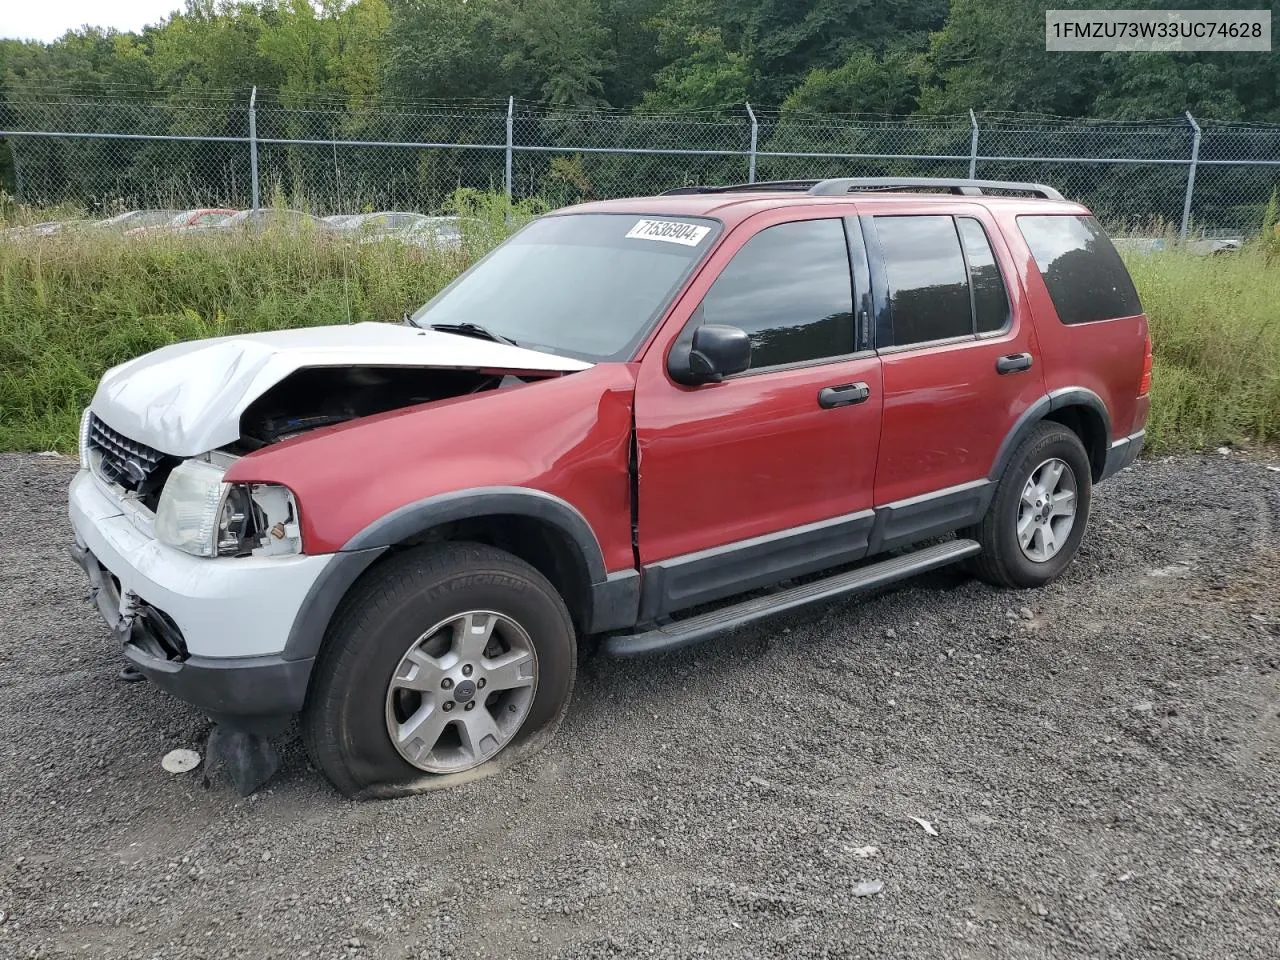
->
[[68, 178, 1151, 796]]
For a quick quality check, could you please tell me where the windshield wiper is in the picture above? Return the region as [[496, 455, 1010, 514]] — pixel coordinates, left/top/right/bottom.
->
[[427, 322, 519, 348]]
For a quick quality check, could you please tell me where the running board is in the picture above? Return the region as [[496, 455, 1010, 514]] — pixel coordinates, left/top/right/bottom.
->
[[602, 539, 980, 658]]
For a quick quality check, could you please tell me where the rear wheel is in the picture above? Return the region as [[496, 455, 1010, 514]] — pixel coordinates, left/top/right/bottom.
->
[[964, 421, 1092, 589], [302, 542, 576, 797]]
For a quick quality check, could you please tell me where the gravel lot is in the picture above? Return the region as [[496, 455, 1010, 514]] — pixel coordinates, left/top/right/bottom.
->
[[1, 450, 1277, 960]]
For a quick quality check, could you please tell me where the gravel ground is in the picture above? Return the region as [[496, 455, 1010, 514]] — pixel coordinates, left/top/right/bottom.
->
[[0, 450, 1277, 960]]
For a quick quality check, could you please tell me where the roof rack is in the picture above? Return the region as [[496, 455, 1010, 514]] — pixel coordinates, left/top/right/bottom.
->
[[660, 181, 818, 196], [659, 177, 1064, 201], [807, 177, 1064, 200]]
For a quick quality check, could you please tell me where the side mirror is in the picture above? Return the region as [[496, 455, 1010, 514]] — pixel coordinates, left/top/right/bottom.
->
[[668, 324, 752, 386]]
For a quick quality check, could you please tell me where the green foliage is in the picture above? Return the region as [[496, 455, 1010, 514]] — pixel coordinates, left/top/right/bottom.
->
[[381, 0, 509, 101], [918, 0, 1280, 120], [639, 30, 751, 111], [1122, 244, 1280, 452], [499, 0, 615, 106], [918, 0, 1102, 116], [781, 50, 923, 116]]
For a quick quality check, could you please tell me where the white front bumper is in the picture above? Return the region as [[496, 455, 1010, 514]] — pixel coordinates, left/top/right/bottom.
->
[[68, 469, 331, 658]]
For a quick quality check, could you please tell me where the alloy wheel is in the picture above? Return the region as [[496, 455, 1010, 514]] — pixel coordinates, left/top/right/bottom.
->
[[384, 611, 538, 774], [1017, 457, 1078, 563]]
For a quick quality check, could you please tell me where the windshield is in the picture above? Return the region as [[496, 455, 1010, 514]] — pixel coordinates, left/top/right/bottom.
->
[[411, 213, 720, 361]]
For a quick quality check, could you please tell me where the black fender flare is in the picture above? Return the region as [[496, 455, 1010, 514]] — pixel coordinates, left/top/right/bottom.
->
[[988, 388, 1111, 484], [282, 487, 615, 661]]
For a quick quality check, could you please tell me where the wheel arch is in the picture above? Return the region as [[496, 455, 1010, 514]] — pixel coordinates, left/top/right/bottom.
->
[[284, 488, 620, 662], [989, 389, 1111, 484]]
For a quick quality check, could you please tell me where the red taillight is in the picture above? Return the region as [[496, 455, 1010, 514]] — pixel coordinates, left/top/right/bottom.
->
[[1138, 333, 1153, 396]]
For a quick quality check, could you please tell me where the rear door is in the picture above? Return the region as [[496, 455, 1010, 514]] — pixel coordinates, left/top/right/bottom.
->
[[862, 206, 1047, 544], [633, 209, 883, 616]]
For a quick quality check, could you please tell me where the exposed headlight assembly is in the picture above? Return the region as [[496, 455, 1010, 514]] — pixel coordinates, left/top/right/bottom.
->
[[155, 459, 302, 558]]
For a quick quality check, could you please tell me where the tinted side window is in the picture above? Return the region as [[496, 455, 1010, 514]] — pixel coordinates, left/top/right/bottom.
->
[[956, 218, 1010, 334], [698, 219, 854, 368], [875, 216, 971, 346], [1018, 215, 1142, 325]]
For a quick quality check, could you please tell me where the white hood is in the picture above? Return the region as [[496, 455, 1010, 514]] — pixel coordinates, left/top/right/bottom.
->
[[91, 321, 591, 456]]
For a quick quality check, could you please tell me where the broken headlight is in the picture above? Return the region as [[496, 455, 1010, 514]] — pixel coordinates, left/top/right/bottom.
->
[[155, 459, 302, 558]]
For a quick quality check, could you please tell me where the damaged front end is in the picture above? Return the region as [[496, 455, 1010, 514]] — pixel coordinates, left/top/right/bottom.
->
[[83, 363, 565, 555], [234, 364, 534, 448], [69, 323, 595, 792]]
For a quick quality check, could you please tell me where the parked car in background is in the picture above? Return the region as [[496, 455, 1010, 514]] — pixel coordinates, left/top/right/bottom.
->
[[323, 211, 471, 250], [1112, 235, 1243, 256], [0, 220, 81, 239], [126, 208, 237, 235], [94, 210, 183, 231], [68, 177, 1152, 797], [207, 208, 330, 232], [345, 213, 472, 250], [385, 215, 467, 249], [330, 211, 429, 233]]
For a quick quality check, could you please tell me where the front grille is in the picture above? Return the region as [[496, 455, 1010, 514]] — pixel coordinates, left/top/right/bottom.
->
[[88, 414, 175, 506]]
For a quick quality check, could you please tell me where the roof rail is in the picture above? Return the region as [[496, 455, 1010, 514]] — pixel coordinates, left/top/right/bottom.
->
[[659, 181, 817, 196], [806, 177, 1064, 201]]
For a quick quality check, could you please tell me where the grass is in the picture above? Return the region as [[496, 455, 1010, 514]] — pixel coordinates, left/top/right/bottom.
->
[[1123, 243, 1280, 451], [1, 194, 1277, 454], [0, 229, 478, 449]]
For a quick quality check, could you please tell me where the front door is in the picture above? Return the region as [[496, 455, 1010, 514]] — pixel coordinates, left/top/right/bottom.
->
[[634, 212, 883, 617]]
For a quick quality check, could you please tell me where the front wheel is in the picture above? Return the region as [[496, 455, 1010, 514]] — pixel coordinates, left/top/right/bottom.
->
[[963, 421, 1093, 589], [302, 542, 576, 797]]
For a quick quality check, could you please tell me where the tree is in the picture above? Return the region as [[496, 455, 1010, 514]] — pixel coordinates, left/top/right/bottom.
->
[[781, 49, 923, 116], [637, 0, 749, 110], [332, 0, 390, 109], [381, 0, 508, 101], [720, 0, 945, 103], [497, 0, 616, 107], [917, 0, 1104, 116], [639, 29, 750, 111]]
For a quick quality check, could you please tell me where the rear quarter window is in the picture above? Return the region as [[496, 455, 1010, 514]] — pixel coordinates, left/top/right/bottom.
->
[[1017, 215, 1143, 325]]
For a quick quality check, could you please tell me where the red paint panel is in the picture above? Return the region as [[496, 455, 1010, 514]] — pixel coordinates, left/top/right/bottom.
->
[[634, 356, 883, 562], [226, 364, 637, 567]]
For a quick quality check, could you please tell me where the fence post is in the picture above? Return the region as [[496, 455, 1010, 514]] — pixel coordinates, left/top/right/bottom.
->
[[8, 139, 23, 202], [968, 109, 979, 179], [1179, 110, 1201, 241], [505, 96, 514, 203], [745, 102, 758, 183], [248, 86, 260, 212]]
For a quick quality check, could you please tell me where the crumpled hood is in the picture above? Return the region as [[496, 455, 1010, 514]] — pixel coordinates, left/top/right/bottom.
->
[[91, 321, 592, 456]]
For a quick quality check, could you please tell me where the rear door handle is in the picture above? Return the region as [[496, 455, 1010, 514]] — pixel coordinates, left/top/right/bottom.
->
[[996, 353, 1033, 374], [817, 382, 871, 409]]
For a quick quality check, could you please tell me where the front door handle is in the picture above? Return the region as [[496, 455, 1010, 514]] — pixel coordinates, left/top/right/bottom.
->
[[996, 353, 1033, 374], [817, 382, 871, 409]]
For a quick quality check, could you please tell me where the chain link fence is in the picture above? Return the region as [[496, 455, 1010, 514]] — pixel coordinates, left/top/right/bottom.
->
[[2, 93, 1278, 237]]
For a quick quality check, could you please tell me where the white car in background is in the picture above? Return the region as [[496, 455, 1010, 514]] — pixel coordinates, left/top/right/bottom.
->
[[94, 210, 184, 231], [328, 212, 468, 250]]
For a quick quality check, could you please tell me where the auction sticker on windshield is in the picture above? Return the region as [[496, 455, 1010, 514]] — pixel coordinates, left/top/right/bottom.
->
[[625, 219, 711, 246]]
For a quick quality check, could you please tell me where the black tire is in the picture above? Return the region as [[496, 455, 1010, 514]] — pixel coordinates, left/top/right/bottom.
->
[[962, 421, 1093, 589], [302, 542, 576, 798]]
